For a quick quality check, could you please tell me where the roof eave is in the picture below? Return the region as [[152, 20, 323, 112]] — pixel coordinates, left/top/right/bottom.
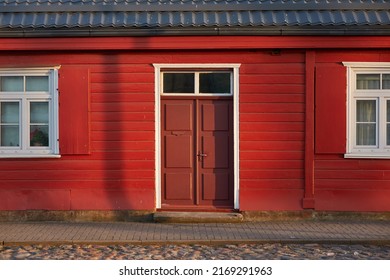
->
[[1, 26, 390, 38]]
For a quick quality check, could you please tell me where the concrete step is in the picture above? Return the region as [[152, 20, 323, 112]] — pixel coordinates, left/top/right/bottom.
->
[[153, 212, 244, 223]]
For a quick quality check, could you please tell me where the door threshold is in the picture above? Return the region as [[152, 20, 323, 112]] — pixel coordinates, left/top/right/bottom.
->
[[153, 211, 243, 223]]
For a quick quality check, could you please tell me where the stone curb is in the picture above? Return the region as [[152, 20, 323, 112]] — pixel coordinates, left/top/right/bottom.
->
[[2, 239, 390, 247]]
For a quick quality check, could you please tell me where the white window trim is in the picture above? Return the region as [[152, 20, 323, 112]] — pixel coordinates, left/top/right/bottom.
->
[[153, 63, 241, 209], [0, 67, 60, 158], [344, 62, 390, 159]]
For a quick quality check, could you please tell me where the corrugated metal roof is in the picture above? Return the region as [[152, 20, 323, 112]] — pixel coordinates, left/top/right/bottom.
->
[[0, 0, 389, 36]]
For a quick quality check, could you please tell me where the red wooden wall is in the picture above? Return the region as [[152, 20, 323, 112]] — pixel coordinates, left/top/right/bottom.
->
[[314, 50, 390, 211], [0, 36, 389, 212]]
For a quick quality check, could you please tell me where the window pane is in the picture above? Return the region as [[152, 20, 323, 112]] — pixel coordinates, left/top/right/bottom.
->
[[383, 74, 390, 89], [1, 126, 19, 146], [356, 124, 376, 145], [1, 102, 19, 123], [356, 74, 380, 89], [163, 73, 194, 93], [387, 100, 390, 146], [0, 76, 23, 92], [356, 100, 376, 122], [26, 76, 49, 91], [30, 125, 49, 147], [1, 102, 20, 147], [199, 73, 231, 93], [356, 100, 376, 146], [30, 102, 48, 123]]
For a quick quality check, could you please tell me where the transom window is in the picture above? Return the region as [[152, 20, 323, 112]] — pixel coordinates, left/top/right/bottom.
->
[[345, 63, 390, 158], [0, 68, 59, 157], [161, 71, 232, 95]]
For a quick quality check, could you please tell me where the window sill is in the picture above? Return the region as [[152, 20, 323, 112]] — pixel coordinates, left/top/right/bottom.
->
[[0, 154, 61, 159], [344, 153, 390, 159]]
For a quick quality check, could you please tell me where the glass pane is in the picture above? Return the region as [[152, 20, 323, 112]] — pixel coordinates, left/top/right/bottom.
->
[[383, 74, 390, 89], [356, 124, 376, 146], [1, 102, 19, 123], [387, 124, 390, 146], [356, 74, 380, 89], [163, 73, 194, 93], [30, 125, 49, 147], [199, 73, 231, 94], [26, 76, 49, 91], [0, 76, 24, 92], [356, 100, 376, 122], [30, 102, 48, 123], [387, 100, 390, 122], [1, 125, 19, 146]]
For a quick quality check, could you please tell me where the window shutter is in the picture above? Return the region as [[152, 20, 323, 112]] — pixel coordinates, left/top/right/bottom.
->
[[58, 66, 90, 155], [315, 64, 347, 154]]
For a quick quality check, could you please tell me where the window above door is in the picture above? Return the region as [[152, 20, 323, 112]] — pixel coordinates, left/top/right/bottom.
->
[[154, 64, 241, 97]]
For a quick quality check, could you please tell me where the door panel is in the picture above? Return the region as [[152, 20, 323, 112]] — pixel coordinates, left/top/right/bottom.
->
[[161, 98, 233, 209], [165, 173, 193, 200], [202, 173, 230, 200], [161, 100, 195, 206], [198, 100, 233, 207], [165, 135, 192, 168]]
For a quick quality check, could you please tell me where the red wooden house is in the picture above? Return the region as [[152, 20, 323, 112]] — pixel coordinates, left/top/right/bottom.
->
[[0, 0, 389, 219]]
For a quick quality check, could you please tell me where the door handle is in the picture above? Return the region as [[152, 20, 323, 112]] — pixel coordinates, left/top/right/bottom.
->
[[197, 152, 208, 157]]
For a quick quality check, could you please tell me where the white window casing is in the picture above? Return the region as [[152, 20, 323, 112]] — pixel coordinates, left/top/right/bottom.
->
[[344, 62, 390, 158], [153, 63, 241, 209], [0, 67, 60, 158]]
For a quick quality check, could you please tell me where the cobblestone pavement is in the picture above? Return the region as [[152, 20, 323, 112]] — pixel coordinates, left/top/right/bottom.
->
[[1, 243, 389, 260]]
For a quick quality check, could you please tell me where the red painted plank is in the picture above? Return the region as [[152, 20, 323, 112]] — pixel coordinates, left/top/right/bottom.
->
[[91, 102, 154, 112], [240, 113, 304, 122], [240, 179, 304, 189], [0, 190, 70, 210], [315, 179, 390, 190], [240, 151, 304, 160], [0, 170, 154, 180], [240, 74, 305, 84], [240, 94, 305, 103], [241, 160, 303, 170], [239, 141, 304, 151], [240, 103, 305, 113], [240, 122, 304, 132], [91, 122, 154, 131], [316, 189, 390, 211], [70, 188, 155, 210], [240, 189, 304, 211], [240, 131, 304, 141], [241, 170, 304, 179]]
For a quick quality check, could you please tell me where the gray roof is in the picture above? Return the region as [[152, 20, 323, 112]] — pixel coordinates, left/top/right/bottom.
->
[[0, 0, 390, 37]]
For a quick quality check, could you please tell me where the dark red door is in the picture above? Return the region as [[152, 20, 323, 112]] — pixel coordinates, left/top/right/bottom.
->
[[161, 98, 233, 209]]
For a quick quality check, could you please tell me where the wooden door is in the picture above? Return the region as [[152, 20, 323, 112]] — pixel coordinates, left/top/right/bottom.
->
[[161, 98, 233, 209]]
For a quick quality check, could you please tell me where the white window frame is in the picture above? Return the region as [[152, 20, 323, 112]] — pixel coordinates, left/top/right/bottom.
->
[[0, 67, 60, 158], [344, 62, 390, 158], [153, 63, 241, 209]]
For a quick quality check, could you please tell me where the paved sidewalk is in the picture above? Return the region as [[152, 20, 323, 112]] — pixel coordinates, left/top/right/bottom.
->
[[0, 220, 389, 245]]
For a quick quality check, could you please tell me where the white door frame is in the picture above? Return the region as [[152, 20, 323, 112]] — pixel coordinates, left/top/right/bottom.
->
[[154, 63, 241, 210]]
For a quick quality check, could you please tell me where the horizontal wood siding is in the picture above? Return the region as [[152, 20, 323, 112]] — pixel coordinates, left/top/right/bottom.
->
[[314, 50, 390, 211], [239, 51, 306, 210], [0, 51, 157, 210]]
